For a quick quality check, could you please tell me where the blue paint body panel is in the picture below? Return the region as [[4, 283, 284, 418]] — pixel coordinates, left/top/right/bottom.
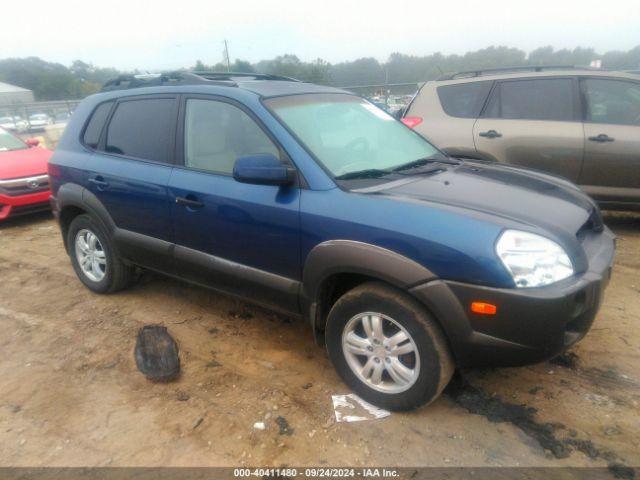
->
[[299, 188, 513, 287], [49, 79, 602, 304], [84, 152, 174, 242], [168, 168, 301, 279]]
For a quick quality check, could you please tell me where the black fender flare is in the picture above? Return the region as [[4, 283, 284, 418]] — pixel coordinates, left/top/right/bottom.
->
[[302, 240, 437, 334], [56, 184, 117, 251]]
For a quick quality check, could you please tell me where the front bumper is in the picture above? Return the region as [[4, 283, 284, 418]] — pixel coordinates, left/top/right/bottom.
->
[[411, 227, 616, 367], [0, 174, 51, 220], [0, 190, 51, 220]]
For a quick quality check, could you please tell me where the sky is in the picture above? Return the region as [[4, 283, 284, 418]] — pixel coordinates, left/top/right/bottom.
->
[[1, 0, 638, 70]]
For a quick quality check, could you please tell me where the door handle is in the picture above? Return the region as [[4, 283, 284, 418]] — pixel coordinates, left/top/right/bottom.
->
[[88, 176, 109, 189], [588, 134, 615, 143], [175, 195, 204, 208], [479, 130, 502, 139]]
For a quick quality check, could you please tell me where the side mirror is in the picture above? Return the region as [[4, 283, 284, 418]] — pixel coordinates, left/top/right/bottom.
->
[[233, 154, 295, 186], [25, 138, 39, 147]]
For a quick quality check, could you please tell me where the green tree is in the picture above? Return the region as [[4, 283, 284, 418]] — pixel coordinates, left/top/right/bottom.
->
[[602, 46, 640, 70], [330, 57, 385, 86], [232, 59, 255, 73], [529, 46, 596, 66], [257, 54, 306, 78], [2, 44, 639, 101], [0, 57, 84, 100]]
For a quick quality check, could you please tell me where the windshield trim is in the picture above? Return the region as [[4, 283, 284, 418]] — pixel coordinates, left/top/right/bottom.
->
[[261, 93, 448, 189]]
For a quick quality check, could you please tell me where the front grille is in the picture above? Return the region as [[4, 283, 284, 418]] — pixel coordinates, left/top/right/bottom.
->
[[0, 183, 50, 196], [0, 175, 49, 196]]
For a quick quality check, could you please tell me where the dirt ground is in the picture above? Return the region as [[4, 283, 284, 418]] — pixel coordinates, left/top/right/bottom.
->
[[0, 211, 638, 470]]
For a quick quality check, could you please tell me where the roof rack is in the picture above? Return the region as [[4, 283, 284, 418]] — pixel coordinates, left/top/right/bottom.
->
[[191, 71, 300, 82], [436, 65, 601, 81], [100, 71, 300, 92]]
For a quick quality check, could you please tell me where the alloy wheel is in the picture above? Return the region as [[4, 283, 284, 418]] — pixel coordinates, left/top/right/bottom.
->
[[74, 228, 107, 282], [341, 312, 420, 393]]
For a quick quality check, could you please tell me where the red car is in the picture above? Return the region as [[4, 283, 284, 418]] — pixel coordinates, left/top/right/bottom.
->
[[0, 128, 51, 221]]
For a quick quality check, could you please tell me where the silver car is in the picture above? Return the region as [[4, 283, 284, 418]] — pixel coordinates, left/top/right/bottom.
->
[[402, 67, 640, 211]]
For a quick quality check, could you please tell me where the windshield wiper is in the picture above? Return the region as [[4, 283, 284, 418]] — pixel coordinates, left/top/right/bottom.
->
[[335, 156, 462, 180], [335, 169, 390, 180], [391, 156, 461, 172]]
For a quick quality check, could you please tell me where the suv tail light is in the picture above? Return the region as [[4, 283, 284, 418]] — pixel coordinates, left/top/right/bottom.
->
[[401, 116, 423, 128]]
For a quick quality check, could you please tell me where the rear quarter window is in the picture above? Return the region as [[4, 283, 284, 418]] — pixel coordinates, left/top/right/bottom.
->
[[82, 101, 114, 149], [436, 81, 493, 118]]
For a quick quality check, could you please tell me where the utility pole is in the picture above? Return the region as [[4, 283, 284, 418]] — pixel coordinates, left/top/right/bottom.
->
[[223, 40, 231, 72], [384, 66, 389, 106]]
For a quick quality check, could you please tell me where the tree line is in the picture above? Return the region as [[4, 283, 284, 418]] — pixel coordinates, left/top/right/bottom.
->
[[1, 45, 639, 101]]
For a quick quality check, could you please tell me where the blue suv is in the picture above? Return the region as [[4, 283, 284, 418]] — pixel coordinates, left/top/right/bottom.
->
[[49, 72, 615, 410]]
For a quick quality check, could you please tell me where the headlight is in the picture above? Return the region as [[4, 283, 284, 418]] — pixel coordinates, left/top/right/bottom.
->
[[496, 230, 574, 288]]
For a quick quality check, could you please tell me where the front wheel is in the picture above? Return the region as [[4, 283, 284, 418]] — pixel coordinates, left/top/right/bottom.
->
[[326, 282, 454, 411]]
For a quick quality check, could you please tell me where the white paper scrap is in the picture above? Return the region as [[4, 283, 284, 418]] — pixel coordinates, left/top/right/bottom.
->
[[331, 393, 391, 423]]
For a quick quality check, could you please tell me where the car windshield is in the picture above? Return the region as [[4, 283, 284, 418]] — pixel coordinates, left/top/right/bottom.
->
[[265, 94, 445, 178], [30, 114, 47, 120], [0, 129, 28, 152]]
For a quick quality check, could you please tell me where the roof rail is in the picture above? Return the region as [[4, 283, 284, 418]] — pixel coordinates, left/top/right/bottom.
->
[[436, 65, 601, 81], [191, 71, 301, 82], [100, 72, 229, 92], [100, 71, 300, 92]]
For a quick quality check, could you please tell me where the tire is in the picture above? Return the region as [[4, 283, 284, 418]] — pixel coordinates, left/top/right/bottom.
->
[[67, 214, 135, 293], [326, 281, 454, 411]]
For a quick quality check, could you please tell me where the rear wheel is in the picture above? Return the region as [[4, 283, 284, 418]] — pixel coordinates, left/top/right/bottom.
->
[[326, 282, 454, 411], [67, 214, 135, 293]]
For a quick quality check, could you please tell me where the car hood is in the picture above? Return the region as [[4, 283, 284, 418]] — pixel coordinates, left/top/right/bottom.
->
[[0, 147, 52, 180], [354, 161, 600, 239]]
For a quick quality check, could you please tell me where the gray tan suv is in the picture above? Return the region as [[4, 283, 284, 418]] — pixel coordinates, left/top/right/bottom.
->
[[402, 67, 640, 211]]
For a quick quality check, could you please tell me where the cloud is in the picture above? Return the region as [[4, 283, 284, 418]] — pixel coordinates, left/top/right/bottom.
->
[[1, 0, 638, 70]]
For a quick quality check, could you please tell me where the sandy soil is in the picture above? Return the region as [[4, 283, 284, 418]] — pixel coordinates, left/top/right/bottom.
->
[[0, 212, 638, 469]]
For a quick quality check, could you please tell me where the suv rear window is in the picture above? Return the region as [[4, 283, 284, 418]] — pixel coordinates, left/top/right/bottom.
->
[[82, 101, 113, 149], [485, 78, 574, 121], [105, 98, 175, 162], [437, 81, 492, 118]]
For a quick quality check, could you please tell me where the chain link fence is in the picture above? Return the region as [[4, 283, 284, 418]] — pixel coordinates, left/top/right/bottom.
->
[[0, 99, 81, 132]]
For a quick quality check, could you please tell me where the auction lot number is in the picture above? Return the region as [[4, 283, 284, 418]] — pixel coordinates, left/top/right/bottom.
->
[[234, 468, 399, 478]]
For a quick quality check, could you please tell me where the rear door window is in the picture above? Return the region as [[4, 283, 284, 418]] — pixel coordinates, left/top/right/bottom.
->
[[581, 78, 640, 125], [105, 98, 176, 162], [437, 81, 492, 118], [484, 78, 574, 121]]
